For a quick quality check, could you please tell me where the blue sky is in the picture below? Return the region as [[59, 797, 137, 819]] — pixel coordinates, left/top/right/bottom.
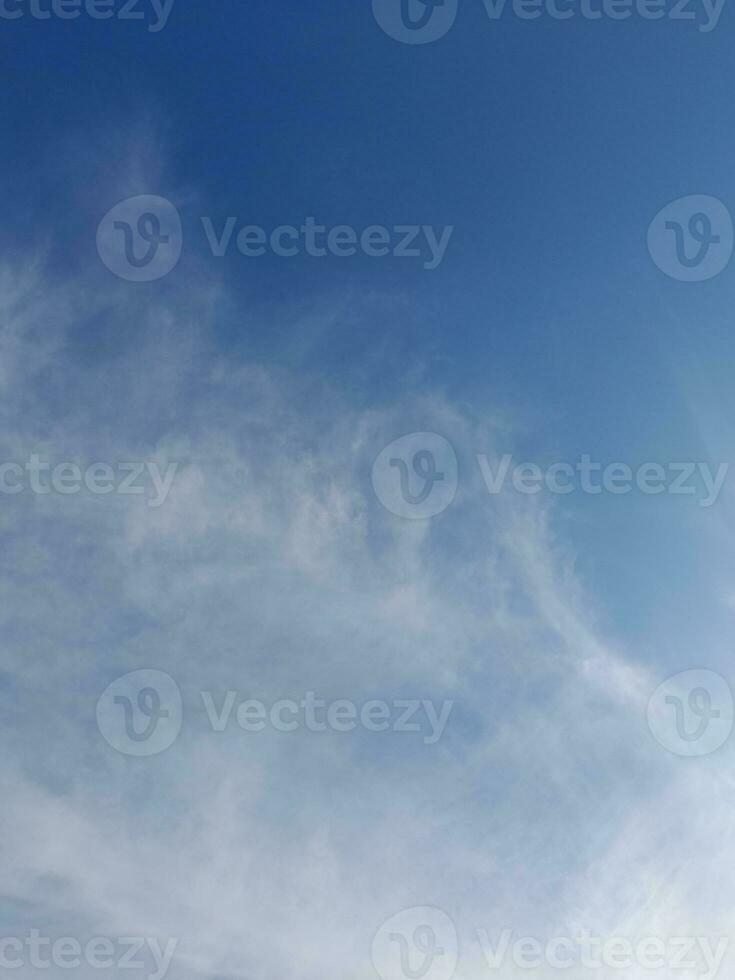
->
[[1, 2, 735, 979]]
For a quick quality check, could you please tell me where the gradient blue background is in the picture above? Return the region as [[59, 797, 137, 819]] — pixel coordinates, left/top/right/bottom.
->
[[4, 0, 732, 659], [1, 4, 735, 976]]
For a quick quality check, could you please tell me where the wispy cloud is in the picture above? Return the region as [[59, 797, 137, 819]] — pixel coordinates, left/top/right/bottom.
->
[[0, 180, 731, 980]]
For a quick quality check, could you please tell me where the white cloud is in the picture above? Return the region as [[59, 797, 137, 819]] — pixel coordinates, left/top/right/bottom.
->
[[0, 242, 731, 980]]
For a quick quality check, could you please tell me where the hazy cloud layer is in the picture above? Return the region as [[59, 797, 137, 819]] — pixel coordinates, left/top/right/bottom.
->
[[0, 207, 732, 980]]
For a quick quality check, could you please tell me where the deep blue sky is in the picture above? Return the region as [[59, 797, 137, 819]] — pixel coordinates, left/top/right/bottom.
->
[[3, 0, 733, 651], [2, 1, 732, 408], [2, 5, 735, 977]]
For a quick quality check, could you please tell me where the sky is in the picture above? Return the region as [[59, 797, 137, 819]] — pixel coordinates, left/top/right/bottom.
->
[[1, 2, 735, 979]]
